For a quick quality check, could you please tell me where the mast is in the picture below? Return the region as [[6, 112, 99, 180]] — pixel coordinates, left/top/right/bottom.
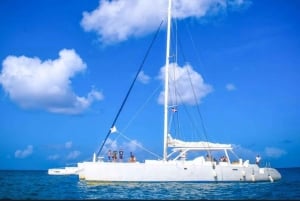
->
[[163, 0, 172, 161]]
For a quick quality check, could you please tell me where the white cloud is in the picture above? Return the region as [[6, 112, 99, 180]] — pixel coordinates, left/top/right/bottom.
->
[[66, 150, 81, 160], [15, 145, 33, 158], [0, 49, 103, 114], [157, 62, 212, 105], [104, 138, 119, 151], [65, 141, 72, 149], [81, 0, 166, 44], [81, 0, 247, 44], [264, 147, 287, 158], [104, 138, 142, 153], [231, 144, 257, 159], [123, 139, 142, 152], [232, 144, 287, 161], [137, 71, 151, 84], [226, 83, 236, 91], [47, 154, 60, 160]]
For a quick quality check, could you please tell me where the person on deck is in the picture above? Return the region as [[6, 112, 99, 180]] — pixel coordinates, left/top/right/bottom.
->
[[107, 150, 112, 161], [129, 152, 136, 162], [256, 155, 261, 165], [119, 149, 124, 161], [112, 151, 118, 162]]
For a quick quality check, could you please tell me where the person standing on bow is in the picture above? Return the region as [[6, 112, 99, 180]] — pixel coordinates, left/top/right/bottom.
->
[[256, 155, 261, 166]]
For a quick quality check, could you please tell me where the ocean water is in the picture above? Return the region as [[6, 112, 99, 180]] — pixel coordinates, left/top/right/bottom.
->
[[0, 168, 299, 200]]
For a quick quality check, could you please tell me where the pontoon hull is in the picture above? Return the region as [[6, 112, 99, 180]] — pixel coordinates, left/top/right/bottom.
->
[[77, 160, 281, 182]]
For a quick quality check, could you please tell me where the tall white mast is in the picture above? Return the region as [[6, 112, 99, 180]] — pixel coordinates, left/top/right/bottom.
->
[[163, 0, 172, 161]]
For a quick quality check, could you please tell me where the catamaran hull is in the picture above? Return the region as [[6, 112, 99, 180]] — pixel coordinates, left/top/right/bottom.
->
[[48, 167, 79, 175], [77, 160, 281, 182]]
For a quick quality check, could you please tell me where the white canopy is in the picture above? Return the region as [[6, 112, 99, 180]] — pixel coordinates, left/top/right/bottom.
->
[[167, 134, 232, 150]]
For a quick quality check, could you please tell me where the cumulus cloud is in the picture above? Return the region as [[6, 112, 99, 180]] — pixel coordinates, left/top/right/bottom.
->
[[0, 49, 103, 114], [104, 137, 142, 153], [123, 139, 142, 152], [226, 83, 236, 91], [137, 71, 151, 84], [15, 145, 33, 158], [65, 141, 72, 149], [104, 138, 119, 151], [157, 62, 212, 105], [81, 0, 166, 44], [81, 0, 247, 44], [231, 144, 258, 160], [264, 147, 287, 158], [48, 141, 80, 160], [47, 154, 60, 160], [66, 150, 81, 160]]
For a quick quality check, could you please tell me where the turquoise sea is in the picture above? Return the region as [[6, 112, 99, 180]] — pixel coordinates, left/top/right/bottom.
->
[[0, 168, 299, 200]]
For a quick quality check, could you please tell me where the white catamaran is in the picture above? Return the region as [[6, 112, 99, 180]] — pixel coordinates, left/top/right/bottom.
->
[[76, 0, 281, 182]]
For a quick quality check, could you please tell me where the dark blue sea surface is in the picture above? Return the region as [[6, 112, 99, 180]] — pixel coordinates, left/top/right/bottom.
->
[[0, 168, 299, 200]]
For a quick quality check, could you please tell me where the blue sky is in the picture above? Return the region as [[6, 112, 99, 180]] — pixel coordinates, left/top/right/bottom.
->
[[0, 0, 299, 170]]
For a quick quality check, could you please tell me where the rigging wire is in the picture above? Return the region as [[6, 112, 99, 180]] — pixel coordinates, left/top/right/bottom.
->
[[96, 20, 164, 157], [183, 22, 245, 161], [169, 19, 215, 159], [168, 19, 182, 139], [175, 21, 210, 142], [121, 85, 161, 133], [117, 131, 162, 159]]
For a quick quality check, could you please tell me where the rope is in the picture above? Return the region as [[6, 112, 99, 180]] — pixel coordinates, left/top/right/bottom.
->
[[96, 20, 164, 157]]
